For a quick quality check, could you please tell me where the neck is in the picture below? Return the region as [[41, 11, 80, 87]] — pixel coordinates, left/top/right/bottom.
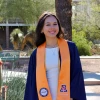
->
[[46, 37, 58, 48]]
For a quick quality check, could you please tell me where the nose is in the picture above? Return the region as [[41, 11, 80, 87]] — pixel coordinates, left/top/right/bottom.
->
[[50, 25, 55, 29]]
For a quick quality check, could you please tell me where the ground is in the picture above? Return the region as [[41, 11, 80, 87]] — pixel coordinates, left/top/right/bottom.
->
[[81, 57, 100, 94], [85, 85, 100, 94], [81, 58, 100, 73]]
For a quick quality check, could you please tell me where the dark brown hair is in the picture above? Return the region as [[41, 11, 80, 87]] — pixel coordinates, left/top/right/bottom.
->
[[35, 11, 64, 47]]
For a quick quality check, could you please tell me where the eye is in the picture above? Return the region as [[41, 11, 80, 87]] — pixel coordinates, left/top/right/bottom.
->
[[46, 24, 50, 26], [54, 23, 57, 25]]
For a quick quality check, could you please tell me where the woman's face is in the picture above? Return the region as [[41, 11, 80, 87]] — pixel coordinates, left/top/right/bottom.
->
[[42, 16, 59, 39]]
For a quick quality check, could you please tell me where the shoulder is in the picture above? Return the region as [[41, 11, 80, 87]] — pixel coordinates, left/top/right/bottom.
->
[[32, 48, 37, 55], [65, 39, 76, 47], [30, 48, 37, 59], [66, 40, 80, 58], [67, 40, 76, 47], [66, 40, 77, 52]]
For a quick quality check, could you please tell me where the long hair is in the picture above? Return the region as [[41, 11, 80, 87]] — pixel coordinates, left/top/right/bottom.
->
[[35, 11, 64, 47]]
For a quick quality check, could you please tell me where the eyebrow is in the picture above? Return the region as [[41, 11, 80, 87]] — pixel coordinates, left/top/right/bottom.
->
[[45, 22, 57, 24]]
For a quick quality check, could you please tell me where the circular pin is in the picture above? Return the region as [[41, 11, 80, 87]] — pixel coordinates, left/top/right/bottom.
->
[[39, 88, 48, 97]]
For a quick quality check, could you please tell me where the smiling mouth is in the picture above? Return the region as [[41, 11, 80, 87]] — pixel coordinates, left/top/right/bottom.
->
[[49, 31, 56, 34]]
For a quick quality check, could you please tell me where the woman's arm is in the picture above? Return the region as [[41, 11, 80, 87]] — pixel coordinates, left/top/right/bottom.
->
[[68, 41, 86, 100], [24, 49, 38, 100]]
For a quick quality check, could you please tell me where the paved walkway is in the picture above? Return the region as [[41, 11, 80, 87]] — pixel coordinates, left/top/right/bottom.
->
[[86, 91, 100, 100], [84, 72, 100, 81], [83, 72, 100, 100]]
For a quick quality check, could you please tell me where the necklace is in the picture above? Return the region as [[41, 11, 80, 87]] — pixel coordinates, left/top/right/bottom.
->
[[51, 47, 58, 55]]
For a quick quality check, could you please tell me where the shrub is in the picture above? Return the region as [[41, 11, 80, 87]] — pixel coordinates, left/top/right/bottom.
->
[[4, 77, 25, 100], [91, 44, 100, 55], [72, 29, 92, 56]]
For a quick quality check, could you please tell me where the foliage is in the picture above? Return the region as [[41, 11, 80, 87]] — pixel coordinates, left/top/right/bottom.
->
[[10, 28, 24, 43], [91, 44, 100, 55], [0, 0, 55, 23], [0, 0, 33, 23], [72, 0, 100, 44], [32, 0, 55, 21], [91, 0, 100, 27], [72, 29, 92, 56], [83, 25, 100, 43], [73, 23, 100, 43], [3, 77, 25, 100], [27, 25, 36, 33]]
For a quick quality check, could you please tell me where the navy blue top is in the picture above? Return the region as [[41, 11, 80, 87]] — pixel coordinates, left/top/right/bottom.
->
[[24, 41, 86, 100]]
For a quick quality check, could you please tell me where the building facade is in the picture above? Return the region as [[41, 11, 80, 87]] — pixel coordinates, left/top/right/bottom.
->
[[0, 19, 28, 49]]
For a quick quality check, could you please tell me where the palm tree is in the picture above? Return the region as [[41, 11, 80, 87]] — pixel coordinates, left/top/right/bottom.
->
[[55, 0, 72, 40], [10, 28, 24, 50], [20, 31, 36, 51]]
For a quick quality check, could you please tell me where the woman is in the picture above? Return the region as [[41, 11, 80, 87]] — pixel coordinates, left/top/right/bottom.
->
[[24, 12, 86, 100]]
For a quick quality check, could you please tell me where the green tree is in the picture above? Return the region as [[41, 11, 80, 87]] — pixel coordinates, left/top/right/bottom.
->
[[0, 0, 55, 24], [72, 0, 100, 43]]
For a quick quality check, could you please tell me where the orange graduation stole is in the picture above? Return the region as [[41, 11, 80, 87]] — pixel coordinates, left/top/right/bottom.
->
[[36, 38, 70, 100]]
